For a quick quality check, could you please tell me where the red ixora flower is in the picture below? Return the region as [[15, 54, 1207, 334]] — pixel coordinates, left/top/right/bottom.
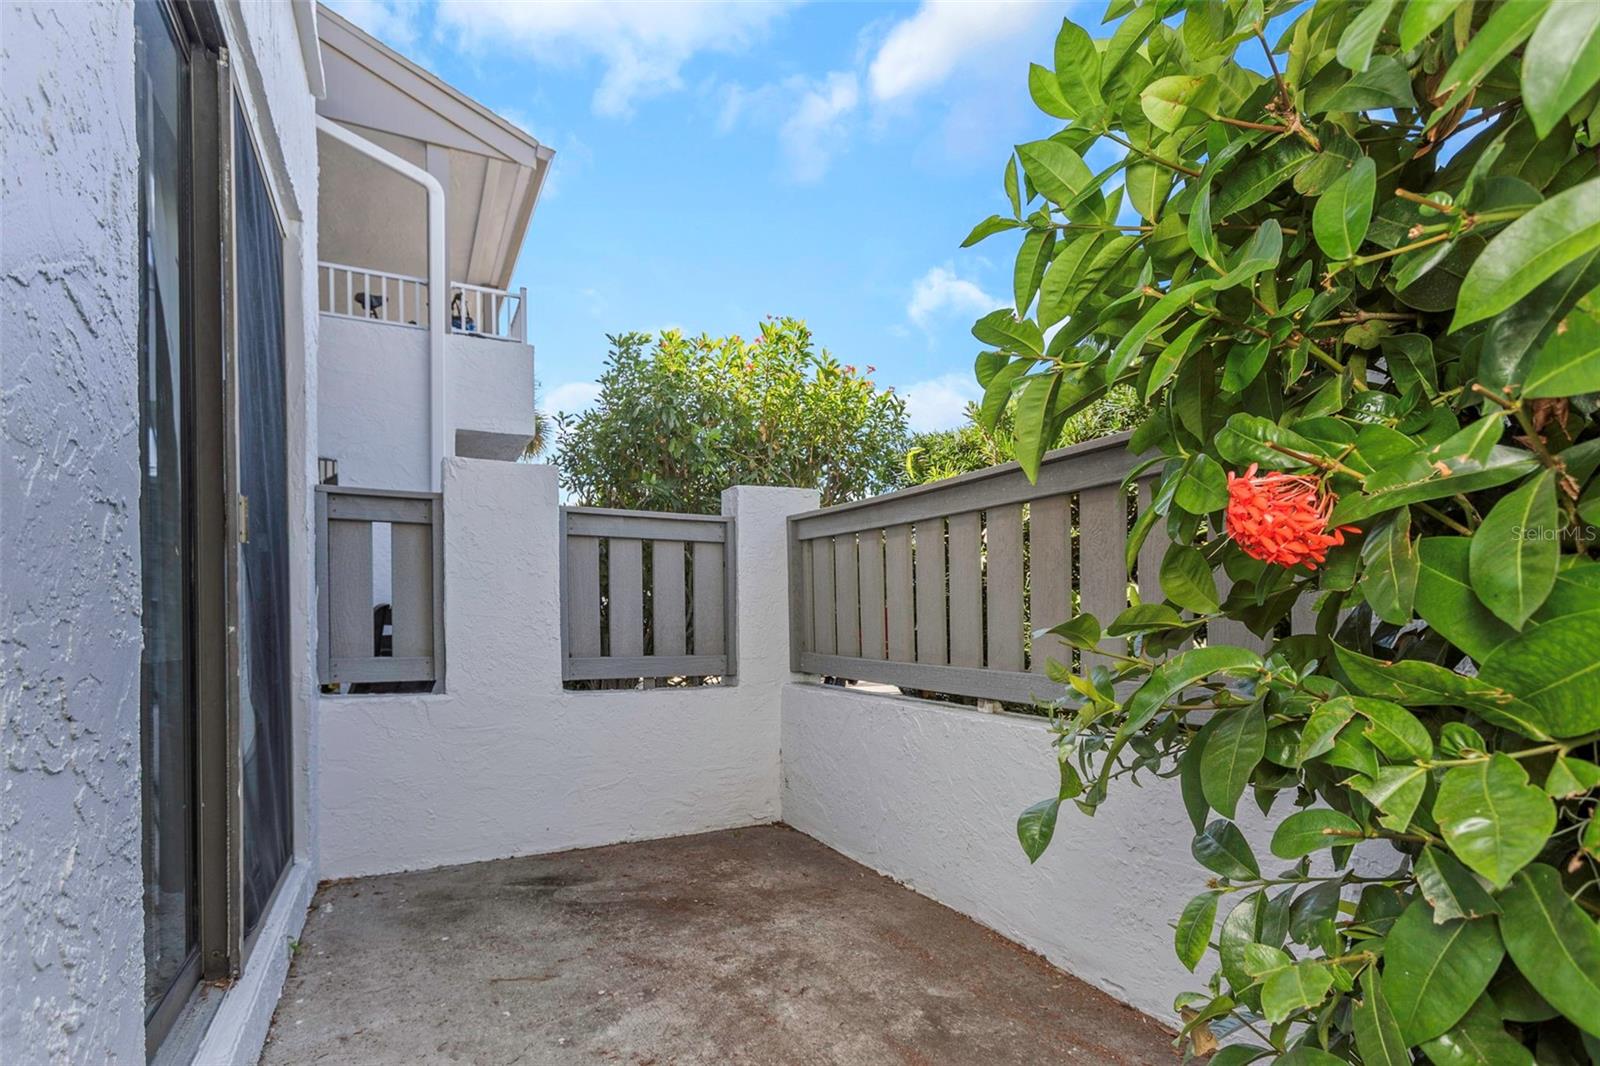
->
[[1224, 464, 1359, 570]]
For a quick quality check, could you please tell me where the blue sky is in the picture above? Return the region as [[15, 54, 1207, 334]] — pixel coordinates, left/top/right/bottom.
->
[[331, 0, 1095, 431]]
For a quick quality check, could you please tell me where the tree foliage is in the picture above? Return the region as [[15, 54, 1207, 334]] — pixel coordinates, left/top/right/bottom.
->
[[554, 318, 908, 512], [973, 0, 1600, 1060], [902, 387, 1146, 484]]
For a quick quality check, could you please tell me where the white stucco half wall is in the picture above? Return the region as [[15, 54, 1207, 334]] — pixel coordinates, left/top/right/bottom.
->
[[780, 684, 1362, 1027], [316, 460, 817, 879]]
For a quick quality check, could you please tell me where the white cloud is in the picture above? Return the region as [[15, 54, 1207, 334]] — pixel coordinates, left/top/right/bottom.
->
[[906, 265, 999, 331], [780, 72, 859, 183], [868, 0, 1054, 104], [903, 373, 981, 432], [434, 0, 797, 117], [543, 380, 602, 418], [326, 0, 424, 51]]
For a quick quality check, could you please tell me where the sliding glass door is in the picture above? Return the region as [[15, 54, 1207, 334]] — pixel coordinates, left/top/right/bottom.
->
[[136, 3, 296, 1053], [233, 113, 294, 936], [135, 0, 198, 1039]]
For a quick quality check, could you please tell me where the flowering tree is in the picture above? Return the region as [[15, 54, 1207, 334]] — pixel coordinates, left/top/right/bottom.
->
[[970, 0, 1600, 1060]]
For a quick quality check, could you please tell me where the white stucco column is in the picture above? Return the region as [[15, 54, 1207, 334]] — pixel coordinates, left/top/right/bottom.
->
[[721, 485, 820, 808]]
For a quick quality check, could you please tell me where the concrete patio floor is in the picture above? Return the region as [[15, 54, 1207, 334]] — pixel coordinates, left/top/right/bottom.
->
[[260, 826, 1175, 1065]]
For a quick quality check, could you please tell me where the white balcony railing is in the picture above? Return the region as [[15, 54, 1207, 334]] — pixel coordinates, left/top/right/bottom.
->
[[318, 263, 528, 343], [450, 281, 526, 343], [319, 262, 429, 329]]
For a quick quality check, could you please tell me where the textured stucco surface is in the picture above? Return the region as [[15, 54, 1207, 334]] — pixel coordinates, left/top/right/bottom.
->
[[315, 461, 817, 879], [781, 684, 1307, 1026], [0, 2, 146, 1062]]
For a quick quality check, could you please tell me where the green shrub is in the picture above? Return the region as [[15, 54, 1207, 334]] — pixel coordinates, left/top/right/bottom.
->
[[554, 318, 908, 512], [970, 1, 1600, 1060]]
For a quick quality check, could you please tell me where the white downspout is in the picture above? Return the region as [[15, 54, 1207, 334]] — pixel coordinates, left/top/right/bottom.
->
[[316, 115, 447, 491]]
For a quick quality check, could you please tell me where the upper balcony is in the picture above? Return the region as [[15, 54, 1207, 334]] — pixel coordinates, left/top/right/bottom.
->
[[312, 5, 553, 491]]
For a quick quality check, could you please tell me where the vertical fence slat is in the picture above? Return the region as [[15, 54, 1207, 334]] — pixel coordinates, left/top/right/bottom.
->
[[797, 537, 816, 657], [1136, 478, 1169, 607], [1029, 495, 1071, 674], [914, 520, 947, 665], [567, 536, 602, 658], [389, 518, 434, 659], [884, 524, 914, 662], [858, 529, 886, 661], [811, 537, 836, 656], [328, 519, 373, 660], [947, 511, 983, 668], [609, 538, 645, 657], [692, 540, 725, 657], [834, 532, 860, 659], [986, 504, 1025, 673], [653, 540, 687, 657], [1078, 484, 1128, 667]]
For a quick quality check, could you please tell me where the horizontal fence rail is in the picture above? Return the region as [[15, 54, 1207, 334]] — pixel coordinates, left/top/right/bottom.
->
[[787, 433, 1164, 705], [561, 507, 736, 682], [316, 486, 444, 689], [318, 261, 429, 329], [450, 281, 527, 343]]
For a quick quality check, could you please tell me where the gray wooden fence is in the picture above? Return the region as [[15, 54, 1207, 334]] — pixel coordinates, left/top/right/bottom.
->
[[560, 507, 736, 682], [787, 433, 1170, 704], [316, 486, 444, 688]]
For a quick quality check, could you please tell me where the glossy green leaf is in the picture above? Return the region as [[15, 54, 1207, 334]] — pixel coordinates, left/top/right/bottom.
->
[[1140, 74, 1211, 132], [1027, 63, 1075, 120], [1522, 1, 1600, 138], [1418, 997, 1536, 1066], [1322, 54, 1419, 112], [1336, 0, 1395, 72], [1201, 703, 1266, 820], [1123, 645, 1263, 735], [1353, 696, 1432, 761], [1214, 139, 1316, 218], [1013, 229, 1051, 314], [1175, 890, 1219, 971], [1037, 233, 1102, 329], [1415, 537, 1518, 661], [971, 308, 1044, 357], [1052, 17, 1102, 115], [1159, 542, 1220, 614], [1192, 818, 1260, 880], [1263, 960, 1334, 1023], [1298, 699, 1357, 764], [1313, 156, 1377, 260], [1358, 764, 1429, 831], [1545, 754, 1600, 798], [1108, 280, 1212, 380], [1523, 293, 1600, 398], [1398, 0, 1462, 50], [1453, 178, 1600, 330], [1213, 220, 1282, 290], [1142, 317, 1208, 401], [1334, 644, 1553, 741], [1414, 846, 1501, 924], [1361, 509, 1419, 626], [1017, 797, 1060, 862], [1353, 969, 1409, 1066], [1478, 613, 1600, 738], [1126, 163, 1171, 223], [1430, 0, 1552, 124], [1498, 864, 1600, 1037], [1174, 453, 1229, 514], [1470, 470, 1559, 628], [1384, 898, 1505, 1046], [961, 214, 1023, 248], [1270, 808, 1361, 858], [1012, 373, 1060, 482], [1015, 139, 1095, 209], [1434, 754, 1555, 889]]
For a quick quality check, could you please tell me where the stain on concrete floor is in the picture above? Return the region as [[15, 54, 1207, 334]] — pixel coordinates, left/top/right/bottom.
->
[[260, 825, 1176, 1065]]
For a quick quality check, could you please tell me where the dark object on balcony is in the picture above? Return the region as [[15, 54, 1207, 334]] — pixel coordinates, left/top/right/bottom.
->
[[451, 292, 477, 333], [353, 292, 384, 319]]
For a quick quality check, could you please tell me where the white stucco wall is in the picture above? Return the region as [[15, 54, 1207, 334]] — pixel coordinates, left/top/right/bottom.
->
[[781, 685, 1305, 1027], [317, 315, 433, 491], [0, 4, 145, 1061], [445, 331, 535, 443], [1, 1, 321, 1060], [316, 460, 817, 879]]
